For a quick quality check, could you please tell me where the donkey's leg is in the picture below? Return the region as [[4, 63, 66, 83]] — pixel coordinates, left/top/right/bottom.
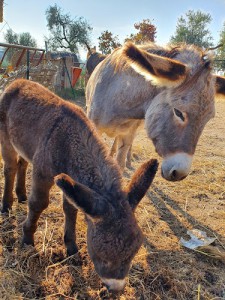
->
[[116, 134, 133, 170], [1, 141, 18, 213], [126, 144, 133, 169], [22, 171, 53, 246], [110, 136, 118, 157], [125, 121, 142, 168], [116, 121, 141, 170], [63, 195, 78, 256], [16, 156, 28, 203]]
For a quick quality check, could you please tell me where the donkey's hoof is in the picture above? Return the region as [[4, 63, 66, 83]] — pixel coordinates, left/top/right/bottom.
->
[[126, 161, 134, 170], [126, 161, 132, 169]]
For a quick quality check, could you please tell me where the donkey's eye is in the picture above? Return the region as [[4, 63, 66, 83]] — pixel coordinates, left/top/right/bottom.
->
[[173, 108, 185, 122]]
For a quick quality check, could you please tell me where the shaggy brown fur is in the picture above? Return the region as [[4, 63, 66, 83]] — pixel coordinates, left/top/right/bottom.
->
[[0, 79, 158, 291]]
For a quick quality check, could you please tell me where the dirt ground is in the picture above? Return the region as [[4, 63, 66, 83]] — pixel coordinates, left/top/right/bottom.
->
[[0, 99, 224, 300]]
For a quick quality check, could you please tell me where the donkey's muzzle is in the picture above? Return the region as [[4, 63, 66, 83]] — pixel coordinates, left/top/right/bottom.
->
[[161, 153, 193, 181], [101, 278, 126, 292]]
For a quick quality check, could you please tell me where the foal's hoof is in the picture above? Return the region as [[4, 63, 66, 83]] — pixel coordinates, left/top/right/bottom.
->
[[1, 206, 11, 214], [21, 237, 34, 247], [68, 251, 82, 266], [66, 244, 82, 265], [66, 245, 79, 257], [18, 195, 27, 203]]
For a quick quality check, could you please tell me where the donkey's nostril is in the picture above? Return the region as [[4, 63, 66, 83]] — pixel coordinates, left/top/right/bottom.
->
[[171, 169, 177, 180], [170, 169, 187, 181]]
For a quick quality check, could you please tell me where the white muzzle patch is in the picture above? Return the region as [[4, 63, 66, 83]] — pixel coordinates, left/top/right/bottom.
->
[[161, 153, 193, 181], [101, 278, 126, 291]]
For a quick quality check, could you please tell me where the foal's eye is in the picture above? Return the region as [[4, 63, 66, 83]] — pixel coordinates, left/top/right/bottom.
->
[[173, 108, 185, 122], [102, 259, 112, 267]]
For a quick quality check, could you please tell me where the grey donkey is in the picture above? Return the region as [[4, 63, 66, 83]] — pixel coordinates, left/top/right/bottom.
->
[[86, 42, 225, 180]]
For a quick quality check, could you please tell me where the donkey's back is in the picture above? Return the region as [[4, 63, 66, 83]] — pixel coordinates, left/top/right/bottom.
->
[[0, 79, 88, 164], [0, 79, 99, 213]]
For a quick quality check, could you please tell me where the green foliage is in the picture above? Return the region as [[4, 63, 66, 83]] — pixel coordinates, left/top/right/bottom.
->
[[4, 29, 18, 44], [55, 88, 85, 109], [56, 87, 85, 99], [19, 32, 37, 47], [45, 4, 92, 54], [170, 10, 213, 48], [98, 30, 121, 54], [125, 19, 157, 44], [3, 29, 37, 65], [98, 19, 157, 54], [214, 22, 225, 71], [4, 29, 37, 47]]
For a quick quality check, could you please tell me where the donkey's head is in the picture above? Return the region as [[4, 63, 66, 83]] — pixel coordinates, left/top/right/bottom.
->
[[122, 42, 225, 181], [55, 159, 158, 292]]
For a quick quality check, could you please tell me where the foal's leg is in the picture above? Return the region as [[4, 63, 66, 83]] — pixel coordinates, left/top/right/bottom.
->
[[16, 156, 28, 203], [1, 141, 18, 213], [22, 171, 53, 246], [63, 195, 78, 256]]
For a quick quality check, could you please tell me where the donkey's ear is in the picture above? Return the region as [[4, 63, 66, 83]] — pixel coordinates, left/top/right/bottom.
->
[[122, 42, 187, 87], [54, 173, 108, 218], [215, 75, 225, 99], [127, 159, 158, 210]]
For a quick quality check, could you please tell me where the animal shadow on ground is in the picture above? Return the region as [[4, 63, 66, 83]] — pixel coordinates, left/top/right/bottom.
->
[[148, 185, 224, 242], [138, 185, 225, 299]]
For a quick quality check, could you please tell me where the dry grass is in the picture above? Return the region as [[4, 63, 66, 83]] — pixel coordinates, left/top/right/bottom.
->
[[0, 100, 225, 299]]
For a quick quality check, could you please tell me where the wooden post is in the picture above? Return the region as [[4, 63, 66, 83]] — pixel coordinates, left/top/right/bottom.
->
[[26, 50, 30, 79], [0, 0, 3, 23]]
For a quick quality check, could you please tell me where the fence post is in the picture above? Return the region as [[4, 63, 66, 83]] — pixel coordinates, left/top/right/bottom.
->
[[63, 57, 76, 99], [26, 50, 30, 80]]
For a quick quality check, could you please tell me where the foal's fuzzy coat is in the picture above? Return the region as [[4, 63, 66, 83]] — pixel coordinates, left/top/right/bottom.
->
[[0, 79, 158, 291]]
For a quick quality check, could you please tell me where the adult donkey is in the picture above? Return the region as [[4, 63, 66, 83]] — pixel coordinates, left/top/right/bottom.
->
[[86, 46, 107, 84], [86, 42, 225, 181]]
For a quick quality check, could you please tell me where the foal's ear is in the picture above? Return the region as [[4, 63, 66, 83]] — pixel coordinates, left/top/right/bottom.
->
[[122, 42, 187, 87], [54, 173, 108, 218], [127, 159, 158, 210]]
